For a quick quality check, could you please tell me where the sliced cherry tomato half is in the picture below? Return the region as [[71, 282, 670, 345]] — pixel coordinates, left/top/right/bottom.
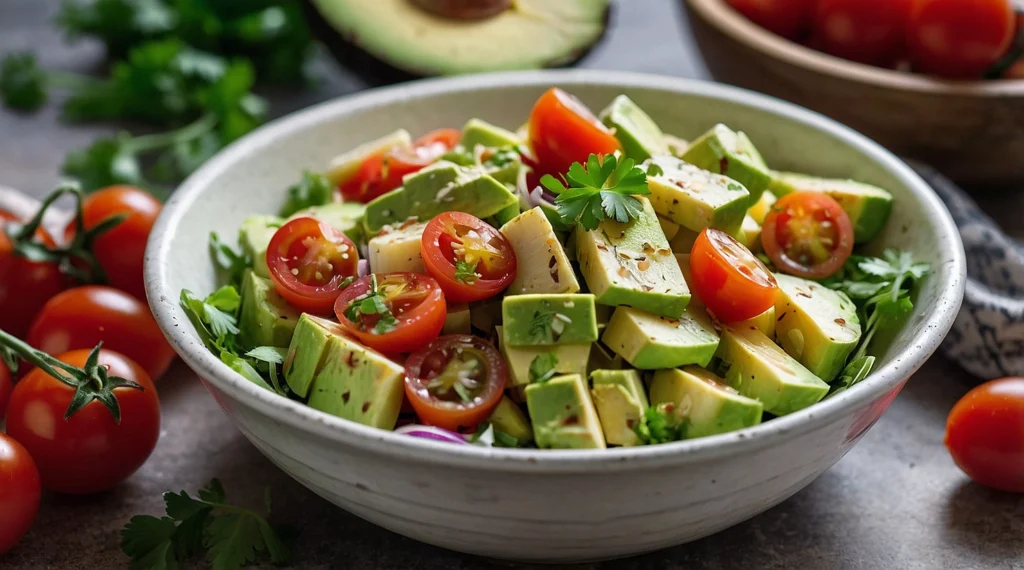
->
[[528, 88, 620, 177], [340, 128, 461, 203], [334, 273, 446, 355], [267, 217, 360, 315], [761, 191, 854, 280], [421, 212, 517, 303], [690, 228, 779, 323], [404, 334, 508, 431], [945, 377, 1024, 493]]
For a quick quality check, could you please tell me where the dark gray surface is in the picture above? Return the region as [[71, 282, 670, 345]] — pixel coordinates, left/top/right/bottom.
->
[[1, 1, 1022, 569]]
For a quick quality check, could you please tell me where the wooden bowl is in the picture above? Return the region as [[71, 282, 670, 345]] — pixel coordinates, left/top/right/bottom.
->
[[682, 0, 1024, 187]]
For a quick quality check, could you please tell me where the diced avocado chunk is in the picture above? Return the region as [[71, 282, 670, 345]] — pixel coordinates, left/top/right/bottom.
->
[[324, 129, 412, 186], [645, 155, 749, 236], [368, 221, 427, 274], [496, 325, 591, 392], [590, 370, 649, 447], [774, 274, 861, 382], [500, 207, 580, 295], [491, 202, 521, 226], [461, 118, 523, 149], [769, 172, 894, 243], [239, 215, 284, 278], [716, 325, 829, 416], [306, 333, 405, 429], [650, 366, 763, 439], [576, 196, 690, 318], [525, 374, 606, 449], [588, 341, 625, 370], [664, 134, 689, 158], [284, 314, 345, 398], [238, 269, 300, 350], [502, 294, 599, 346], [288, 202, 367, 245], [443, 303, 471, 335], [599, 95, 668, 162], [487, 396, 533, 443], [682, 124, 773, 204], [739, 306, 776, 338], [738, 215, 762, 252], [602, 306, 719, 370], [363, 161, 517, 234], [747, 190, 777, 225]]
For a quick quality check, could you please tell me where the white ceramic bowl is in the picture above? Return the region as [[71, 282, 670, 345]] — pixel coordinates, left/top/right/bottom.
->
[[145, 71, 965, 563]]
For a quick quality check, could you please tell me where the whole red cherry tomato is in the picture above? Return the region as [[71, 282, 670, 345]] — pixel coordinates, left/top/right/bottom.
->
[[0, 433, 41, 556], [813, 0, 911, 65], [945, 377, 1024, 493], [0, 210, 67, 338], [907, 0, 1016, 78], [0, 361, 11, 420], [726, 0, 816, 40]]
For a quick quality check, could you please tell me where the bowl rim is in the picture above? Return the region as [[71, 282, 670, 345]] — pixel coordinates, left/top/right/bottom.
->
[[145, 69, 965, 473], [685, 0, 1024, 96]]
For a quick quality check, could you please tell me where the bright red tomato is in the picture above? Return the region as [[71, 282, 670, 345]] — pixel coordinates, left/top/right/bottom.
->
[[5, 349, 160, 494], [726, 0, 816, 40], [813, 0, 911, 65], [0, 211, 67, 338], [267, 217, 360, 315], [404, 334, 507, 431], [65, 185, 161, 300], [528, 88, 620, 177], [945, 377, 1024, 493], [0, 361, 12, 419], [27, 286, 175, 381], [340, 128, 461, 203], [421, 212, 517, 303], [690, 228, 778, 323], [334, 273, 446, 355], [908, 0, 1016, 78], [761, 191, 854, 279], [0, 433, 40, 556]]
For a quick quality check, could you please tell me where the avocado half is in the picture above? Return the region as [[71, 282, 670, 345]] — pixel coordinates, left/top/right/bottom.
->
[[302, 0, 612, 85]]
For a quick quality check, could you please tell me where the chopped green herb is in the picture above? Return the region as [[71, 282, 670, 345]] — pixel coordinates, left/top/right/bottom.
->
[[278, 171, 333, 217], [344, 275, 399, 335], [528, 353, 559, 384], [209, 232, 252, 288], [180, 287, 241, 354], [634, 403, 686, 445], [646, 163, 664, 177], [541, 153, 651, 231], [454, 260, 479, 284], [471, 422, 523, 448], [827, 356, 876, 398], [528, 308, 557, 343], [246, 346, 289, 397]]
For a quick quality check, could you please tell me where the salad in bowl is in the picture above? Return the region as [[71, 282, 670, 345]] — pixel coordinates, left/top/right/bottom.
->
[[180, 87, 927, 451]]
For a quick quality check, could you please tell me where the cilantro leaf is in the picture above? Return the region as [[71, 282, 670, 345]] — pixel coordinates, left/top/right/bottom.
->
[[0, 52, 47, 111], [546, 154, 651, 231], [634, 404, 686, 445], [121, 515, 179, 570], [344, 275, 399, 335], [528, 353, 558, 384], [180, 287, 241, 353], [246, 346, 289, 396], [278, 171, 333, 217], [528, 309, 557, 344], [209, 232, 252, 289], [827, 356, 876, 398], [454, 260, 479, 284]]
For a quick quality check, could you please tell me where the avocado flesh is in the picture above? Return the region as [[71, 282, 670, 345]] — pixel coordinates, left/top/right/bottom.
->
[[306, 334, 405, 429], [238, 269, 301, 350], [738, 214, 762, 252], [307, 0, 610, 81], [768, 172, 894, 243], [502, 294, 599, 346], [716, 325, 829, 416], [284, 314, 348, 398], [599, 95, 669, 163], [645, 155, 750, 237], [289, 202, 367, 245], [576, 196, 691, 319], [500, 207, 580, 295], [682, 124, 773, 204], [526, 374, 606, 449], [602, 305, 720, 370], [496, 326, 591, 397], [487, 395, 533, 443], [324, 129, 412, 185], [650, 367, 763, 439], [774, 274, 861, 382], [461, 118, 523, 149], [239, 215, 284, 279], [590, 370, 649, 447]]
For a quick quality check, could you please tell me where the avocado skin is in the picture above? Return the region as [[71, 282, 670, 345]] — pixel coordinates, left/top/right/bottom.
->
[[300, 0, 613, 86]]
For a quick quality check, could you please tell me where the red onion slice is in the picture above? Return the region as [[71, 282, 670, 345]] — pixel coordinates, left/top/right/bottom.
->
[[394, 424, 468, 444]]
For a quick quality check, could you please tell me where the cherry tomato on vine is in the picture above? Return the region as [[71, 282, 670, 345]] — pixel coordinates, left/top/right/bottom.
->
[[404, 334, 508, 431], [267, 217, 360, 315], [27, 286, 175, 381], [945, 377, 1024, 493], [0, 210, 67, 338], [0, 361, 11, 420], [421, 212, 517, 303], [5, 348, 160, 494], [690, 228, 778, 323], [528, 88, 620, 177], [761, 191, 854, 279], [64, 185, 161, 300], [340, 128, 461, 203], [813, 0, 911, 65], [907, 0, 1016, 78], [726, 0, 816, 40], [0, 433, 40, 556], [334, 273, 446, 355]]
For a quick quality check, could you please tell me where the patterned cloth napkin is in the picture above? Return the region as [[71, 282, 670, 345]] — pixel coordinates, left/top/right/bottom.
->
[[910, 163, 1024, 380]]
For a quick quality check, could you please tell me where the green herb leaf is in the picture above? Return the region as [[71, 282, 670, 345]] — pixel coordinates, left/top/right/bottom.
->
[[278, 171, 333, 217], [634, 403, 686, 445], [454, 260, 479, 284], [827, 355, 876, 398], [209, 233, 252, 288], [470, 422, 523, 448], [528, 353, 558, 384], [0, 52, 47, 111], [180, 288, 241, 354], [548, 154, 651, 231], [646, 163, 664, 177], [528, 308, 557, 344], [344, 275, 399, 335], [245, 346, 286, 365]]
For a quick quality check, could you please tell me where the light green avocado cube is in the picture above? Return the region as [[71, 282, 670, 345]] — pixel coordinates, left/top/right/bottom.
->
[[769, 172, 894, 243], [306, 334, 405, 429], [682, 124, 773, 204], [602, 306, 720, 370], [324, 129, 412, 186], [461, 118, 523, 149], [590, 370, 650, 447], [716, 325, 830, 416], [363, 161, 518, 234], [502, 294, 599, 346], [486, 396, 533, 443], [738, 306, 776, 338], [284, 314, 348, 398], [650, 367, 763, 439], [774, 274, 862, 382], [500, 207, 580, 295], [288, 202, 366, 245], [239, 215, 284, 278], [526, 374, 606, 449], [496, 326, 591, 391], [645, 155, 749, 237], [599, 95, 669, 162], [576, 197, 690, 318], [238, 269, 300, 350]]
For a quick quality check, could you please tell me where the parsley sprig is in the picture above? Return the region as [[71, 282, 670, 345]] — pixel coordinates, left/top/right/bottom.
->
[[541, 154, 651, 231], [278, 171, 334, 218], [634, 404, 686, 445], [454, 260, 479, 284], [120, 479, 293, 570], [344, 275, 399, 335]]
